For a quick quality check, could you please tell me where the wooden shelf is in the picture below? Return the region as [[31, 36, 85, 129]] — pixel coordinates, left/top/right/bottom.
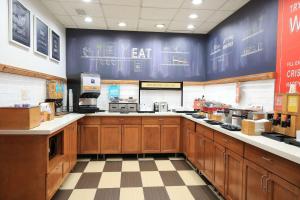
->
[[0, 63, 66, 81]]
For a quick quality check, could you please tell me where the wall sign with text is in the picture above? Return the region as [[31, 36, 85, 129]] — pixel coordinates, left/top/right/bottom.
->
[[51, 30, 60, 62], [34, 16, 49, 56], [276, 0, 300, 93], [9, 0, 31, 48]]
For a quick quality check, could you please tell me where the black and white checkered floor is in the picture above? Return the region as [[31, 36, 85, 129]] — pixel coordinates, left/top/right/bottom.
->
[[52, 155, 220, 200]]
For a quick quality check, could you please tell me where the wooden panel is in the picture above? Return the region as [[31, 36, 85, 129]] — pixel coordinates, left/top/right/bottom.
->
[[183, 119, 196, 130], [0, 63, 66, 81], [101, 80, 139, 85], [242, 159, 268, 200], [203, 137, 214, 182], [195, 132, 205, 170], [47, 162, 63, 200], [188, 129, 196, 164], [101, 125, 122, 154], [0, 135, 48, 200], [183, 72, 275, 86], [79, 125, 100, 154], [122, 125, 141, 153], [142, 117, 160, 125], [196, 124, 214, 140], [78, 117, 101, 125], [225, 150, 243, 200], [101, 117, 123, 125], [142, 125, 161, 153], [161, 125, 180, 153], [182, 125, 189, 156], [214, 143, 226, 195], [63, 128, 70, 176], [123, 117, 142, 125], [214, 131, 244, 156], [268, 173, 300, 200], [244, 144, 300, 187]]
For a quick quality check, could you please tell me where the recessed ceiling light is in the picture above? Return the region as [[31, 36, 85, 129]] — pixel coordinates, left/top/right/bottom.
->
[[82, 0, 92, 2], [192, 0, 203, 5], [118, 22, 127, 27], [189, 14, 198, 19], [187, 24, 195, 30], [155, 24, 165, 29], [84, 16, 93, 23]]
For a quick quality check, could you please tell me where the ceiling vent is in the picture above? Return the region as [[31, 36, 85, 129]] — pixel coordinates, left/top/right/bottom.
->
[[75, 9, 87, 16]]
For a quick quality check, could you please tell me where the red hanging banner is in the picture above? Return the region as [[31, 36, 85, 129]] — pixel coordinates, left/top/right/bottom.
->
[[276, 0, 300, 93]]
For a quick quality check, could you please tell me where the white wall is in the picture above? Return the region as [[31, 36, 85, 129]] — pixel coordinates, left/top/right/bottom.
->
[[0, 0, 66, 78], [97, 79, 275, 112]]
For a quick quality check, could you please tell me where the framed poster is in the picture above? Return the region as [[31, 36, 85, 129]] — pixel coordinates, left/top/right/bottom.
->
[[34, 16, 49, 56], [9, 0, 31, 48], [51, 30, 60, 62]]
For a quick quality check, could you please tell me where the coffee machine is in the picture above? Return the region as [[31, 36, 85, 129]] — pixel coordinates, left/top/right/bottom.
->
[[78, 73, 101, 113]]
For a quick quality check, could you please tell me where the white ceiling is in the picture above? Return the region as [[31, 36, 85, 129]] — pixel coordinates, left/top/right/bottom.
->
[[41, 0, 250, 34]]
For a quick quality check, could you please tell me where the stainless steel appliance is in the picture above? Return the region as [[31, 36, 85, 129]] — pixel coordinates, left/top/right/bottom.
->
[[153, 102, 159, 112], [230, 109, 251, 127], [109, 103, 138, 113], [78, 73, 101, 113], [159, 102, 168, 112]]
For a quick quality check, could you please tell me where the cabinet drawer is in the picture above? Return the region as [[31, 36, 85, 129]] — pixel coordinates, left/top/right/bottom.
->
[[78, 117, 101, 125], [214, 131, 244, 156], [47, 162, 63, 200], [183, 119, 195, 130], [101, 117, 142, 125], [142, 117, 180, 125], [142, 117, 160, 124], [244, 144, 300, 186], [196, 124, 213, 140]]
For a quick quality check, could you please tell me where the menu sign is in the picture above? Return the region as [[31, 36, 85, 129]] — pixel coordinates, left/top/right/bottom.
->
[[34, 17, 49, 56], [10, 0, 31, 48], [51, 31, 60, 61], [276, 0, 300, 93]]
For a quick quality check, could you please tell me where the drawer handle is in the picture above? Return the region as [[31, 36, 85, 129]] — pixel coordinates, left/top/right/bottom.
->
[[159, 119, 164, 121], [261, 156, 272, 162], [223, 139, 229, 143]]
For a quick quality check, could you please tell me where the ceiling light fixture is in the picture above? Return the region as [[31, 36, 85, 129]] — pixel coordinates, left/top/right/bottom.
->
[[192, 0, 203, 5], [187, 24, 195, 29], [84, 16, 93, 23], [155, 24, 165, 29], [189, 14, 198, 19], [82, 0, 92, 2], [118, 22, 127, 27]]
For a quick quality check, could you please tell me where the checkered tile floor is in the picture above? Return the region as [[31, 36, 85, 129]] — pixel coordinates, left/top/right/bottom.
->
[[52, 155, 220, 200]]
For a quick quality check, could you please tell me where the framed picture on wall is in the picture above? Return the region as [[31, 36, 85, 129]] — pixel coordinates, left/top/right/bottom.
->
[[34, 16, 49, 57], [50, 30, 60, 62], [9, 0, 31, 48]]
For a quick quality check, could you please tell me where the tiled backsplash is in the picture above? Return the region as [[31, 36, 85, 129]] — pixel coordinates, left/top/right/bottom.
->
[[0, 72, 275, 112]]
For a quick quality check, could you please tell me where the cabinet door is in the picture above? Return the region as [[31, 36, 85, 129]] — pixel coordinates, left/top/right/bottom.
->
[[203, 138, 214, 182], [142, 125, 161, 153], [161, 125, 180, 153], [63, 127, 70, 175], [225, 150, 243, 200], [214, 143, 226, 195], [79, 125, 100, 154], [101, 125, 122, 154], [122, 125, 141, 153], [182, 127, 189, 156], [188, 129, 196, 164], [70, 123, 77, 169], [267, 173, 300, 200], [243, 159, 268, 200], [195, 132, 204, 170]]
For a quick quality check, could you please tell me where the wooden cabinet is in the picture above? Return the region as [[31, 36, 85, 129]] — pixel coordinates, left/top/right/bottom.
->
[[142, 125, 161, 153], [122, 125, 141, 153], [79, 125, 100, 154], [243, 159, 268, 200], [214, 143, 226, 195], [187, 129, 196, 164], [225, 150, 243, 200], [182, 119, 195, 156], [161, 125, 180, 153], [195, 132, 204, 170], [203, 137, 215, 182], [63, 122, 77, 176], [101, 125, 122, 154], [47, 162, 63, 200]]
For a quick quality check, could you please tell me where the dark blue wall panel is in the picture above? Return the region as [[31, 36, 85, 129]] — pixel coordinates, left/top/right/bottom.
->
[[66, 30, 207, 81], [206, 0, 278, 80]]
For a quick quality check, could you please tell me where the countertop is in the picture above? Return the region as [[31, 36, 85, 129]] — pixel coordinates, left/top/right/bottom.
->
[[1, 111, 300, 165]]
